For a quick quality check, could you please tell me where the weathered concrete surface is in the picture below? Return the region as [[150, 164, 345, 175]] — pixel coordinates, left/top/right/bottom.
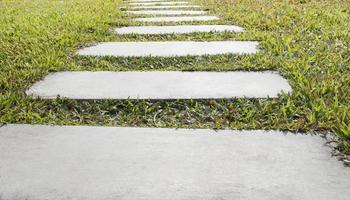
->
[[26, 71, 292, 99], [126, 10, 207, 15], [133, 15, 219, 22], [127, 5, 202, 9], [1, 124, 350, 200], [115, 25, 244, 34], [129, 1, 189, 6], [77, 41, 258, 57]]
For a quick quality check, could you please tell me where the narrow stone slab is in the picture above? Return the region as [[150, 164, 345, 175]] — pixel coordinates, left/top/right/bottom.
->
[[126, 10, 207, 15], [129, 1, 189, 6], [128, 5, 202, 9], [128, 0, 169, 2], [1, 124, 350, 200], [115, 25, 244, 34], [77, 41, 258, 57], [134, 15, 219, 22], [26, 71, 292, 99]]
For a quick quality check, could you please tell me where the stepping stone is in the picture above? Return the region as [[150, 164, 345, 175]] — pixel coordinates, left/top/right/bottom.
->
[[26, 71, 292, 99], [115, 25, 244, 34], [129, 1, 189, 6], [128, 5, 202, 9], [126, 10, 207, 15], [133, 15, 219, 22], [77, 41, 258, 57], [1, 124, 350, 200], [128, 0, 169, 2]]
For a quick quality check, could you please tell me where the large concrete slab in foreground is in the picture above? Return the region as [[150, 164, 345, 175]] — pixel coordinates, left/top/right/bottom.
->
[[126, 10, 207, 15], [26, 71, 292, 99], [77, 41, 258, 57], [134, 15, 218, 22], [115, 25, 244, 34], [1, 124, 350, 200], [129, 1, 189, 6]]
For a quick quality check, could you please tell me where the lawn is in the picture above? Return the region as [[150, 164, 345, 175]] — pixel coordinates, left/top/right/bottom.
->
[[0, 0, 349, 148]]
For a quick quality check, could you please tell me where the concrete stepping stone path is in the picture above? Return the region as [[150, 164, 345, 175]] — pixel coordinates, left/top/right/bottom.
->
[[115, 25, 244, 34], [26, 71, 292, 99], [1, 124, 350, 200], [126, 10, 207, 15], [129, 1, 189, 6], [134, 15, 219, 22], [77, 41, 258, 56], [3, 0, 349, 199]]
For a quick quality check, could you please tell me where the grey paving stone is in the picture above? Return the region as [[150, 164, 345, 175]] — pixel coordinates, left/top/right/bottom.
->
[[1, 124, 350, 200], [115, 25, 244, 34], [129, 1, 189, 6], [26, 71, 292, 99], [128, 0, 169, 2], [126, 10, 207, 15], [133, 15, 219, 22], [77, 41, 257, 57], [127, 5, 202, 9]]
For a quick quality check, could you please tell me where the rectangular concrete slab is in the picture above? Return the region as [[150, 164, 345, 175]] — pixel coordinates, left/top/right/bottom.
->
[[126, 10, 207, 15], [1, 124, 350, 200], [26, 71, 292, 99], [129, 1, 189, 5], [115, 25, 244, 34], [77, 41, 258, 57], [128, 0, 170, 2], [133, 15, 218, 22], [127, 5, 202, 9]]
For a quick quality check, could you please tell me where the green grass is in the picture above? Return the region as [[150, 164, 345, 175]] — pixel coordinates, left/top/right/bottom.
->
[[0, 0, 349, 147]]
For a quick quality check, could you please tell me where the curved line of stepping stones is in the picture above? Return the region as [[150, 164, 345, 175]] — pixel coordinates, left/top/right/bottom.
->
[[27, 0, 292, 99]]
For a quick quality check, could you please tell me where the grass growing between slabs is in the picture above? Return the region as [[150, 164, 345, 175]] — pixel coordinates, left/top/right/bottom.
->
[[0, 0, 349, 149]]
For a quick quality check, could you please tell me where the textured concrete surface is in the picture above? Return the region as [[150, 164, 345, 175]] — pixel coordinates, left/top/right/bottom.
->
[[26, 71, 292, 99], [133, 15, 218, 22], [77, 41, 258, 57], [126, 10, 207, 15], [115, 25, 244, 34], [1, 124, 350, 200], [129, 1, 189, 6], [127, 5, 202, 9]]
